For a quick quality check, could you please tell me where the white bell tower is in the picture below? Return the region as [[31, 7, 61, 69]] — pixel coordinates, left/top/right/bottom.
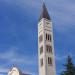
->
[[38, 2, 56, 75]]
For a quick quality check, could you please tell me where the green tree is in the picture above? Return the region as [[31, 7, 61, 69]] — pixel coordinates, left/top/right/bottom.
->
[[61, 55, 75, 75]]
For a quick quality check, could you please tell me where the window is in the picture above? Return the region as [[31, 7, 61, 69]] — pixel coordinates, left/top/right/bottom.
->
[[46, 22, 50, 25], [46, 33, 51, 42], [49, 35, 51, 42], [40, 46, 43, 54], [40, 58, 43, 67], [48, 35, 49, 40], [48, 57, 52, 65], [46, 45, 52, 53], [39, 35, 43, 43]]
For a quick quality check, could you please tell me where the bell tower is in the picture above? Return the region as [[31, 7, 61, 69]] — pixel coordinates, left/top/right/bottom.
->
[[38, 2, 56, 75]]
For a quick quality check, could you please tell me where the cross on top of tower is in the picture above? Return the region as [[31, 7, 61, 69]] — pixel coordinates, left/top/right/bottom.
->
[[39, 2, 51, 21]]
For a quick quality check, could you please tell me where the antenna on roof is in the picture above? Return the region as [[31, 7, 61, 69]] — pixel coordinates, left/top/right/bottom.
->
[[13, 64, 16, 67]]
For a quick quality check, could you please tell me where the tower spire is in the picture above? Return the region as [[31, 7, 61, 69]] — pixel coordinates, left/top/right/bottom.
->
[[39, 2, 51, 21], [38, 1, 56, 75]]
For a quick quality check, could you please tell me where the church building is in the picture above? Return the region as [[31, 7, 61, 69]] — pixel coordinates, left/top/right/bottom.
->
[[38, 2, 56, 75], [8, 66, 29, 75]]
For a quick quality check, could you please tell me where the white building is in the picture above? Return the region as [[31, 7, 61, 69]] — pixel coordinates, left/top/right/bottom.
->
[[38, 2, 56, 75], [8, 66, 29, 75]]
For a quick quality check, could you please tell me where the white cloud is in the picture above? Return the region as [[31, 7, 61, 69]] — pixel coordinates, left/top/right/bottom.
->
[[55, 55, 67, 61], [0, 47, 38, 75], [0, 47, 17, 59], [45, 0, 75, 32], [55, 52, 74, 62], [0, 68, 8, 73], [1, 0, 75, 32], [9, 56, 37, 66], [0, 46, 37, 65]]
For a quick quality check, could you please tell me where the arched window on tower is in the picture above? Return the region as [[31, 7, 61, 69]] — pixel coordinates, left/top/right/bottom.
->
[[46, 33, 52, 42], [48, 35, 49, 40], [40, 58, 43, 67], [49, 35, 51, 42], [48, 57, 52, 66], [39, 34, 43, 43], [40, 46, 43, 54], [46, 45, 52, 53]]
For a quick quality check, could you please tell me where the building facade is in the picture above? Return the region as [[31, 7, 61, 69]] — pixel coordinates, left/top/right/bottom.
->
[[38, 2, 56, 75], [8, 67, 29, 75]]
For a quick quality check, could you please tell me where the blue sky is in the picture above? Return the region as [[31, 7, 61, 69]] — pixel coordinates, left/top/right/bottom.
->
[[0, 0, 75, 75]]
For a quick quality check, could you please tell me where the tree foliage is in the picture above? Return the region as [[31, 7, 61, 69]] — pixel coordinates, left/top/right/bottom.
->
[[61, 55, 75, 75]]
